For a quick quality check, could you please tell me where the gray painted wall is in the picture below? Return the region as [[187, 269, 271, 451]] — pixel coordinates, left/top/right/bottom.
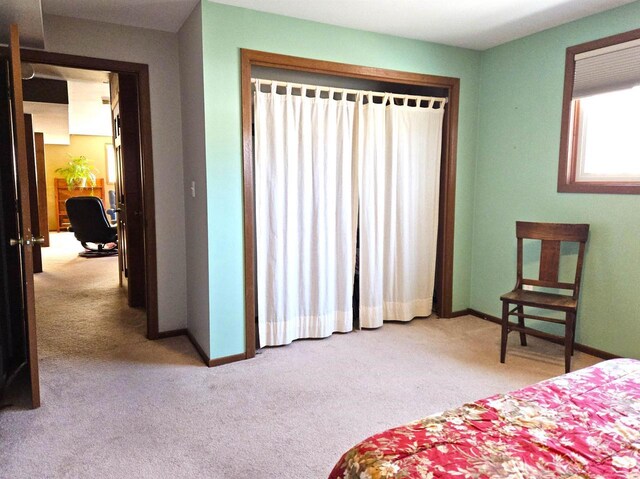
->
[[43, 14, 188, 332], [178, 4, 210, 357]]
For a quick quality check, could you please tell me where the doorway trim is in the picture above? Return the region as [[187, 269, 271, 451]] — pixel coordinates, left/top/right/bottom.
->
[[16, 48, 160, 339], [240, 49, 460, 359]]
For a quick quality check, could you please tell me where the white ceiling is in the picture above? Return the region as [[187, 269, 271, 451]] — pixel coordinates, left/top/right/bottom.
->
[[41, 0, 199, 34], [23, 79, 112, 145], [30, 63, 110, 83], [67, 81, 112, 138], [0, 0, 44, 48], [23, 101, 69, 144], [40, 0, 636, 50]]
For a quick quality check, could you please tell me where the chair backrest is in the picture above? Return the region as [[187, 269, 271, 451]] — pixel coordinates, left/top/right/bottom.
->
[[66, 196, 117, 244], [515, 221, 589, 298]]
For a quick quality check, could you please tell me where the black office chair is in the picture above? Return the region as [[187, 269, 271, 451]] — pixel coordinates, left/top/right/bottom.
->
[[66, 196, 118, 257]]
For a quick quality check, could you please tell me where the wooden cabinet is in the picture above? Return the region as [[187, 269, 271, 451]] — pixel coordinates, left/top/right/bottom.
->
[[54, 178, 105, 231]]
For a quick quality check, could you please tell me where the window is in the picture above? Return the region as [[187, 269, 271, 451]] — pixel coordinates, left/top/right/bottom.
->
[[558, 29, 640, 194], [105, 143, 116, 184]]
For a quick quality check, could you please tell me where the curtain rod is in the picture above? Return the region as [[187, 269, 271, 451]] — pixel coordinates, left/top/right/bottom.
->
[[251, 78, 448, 104]]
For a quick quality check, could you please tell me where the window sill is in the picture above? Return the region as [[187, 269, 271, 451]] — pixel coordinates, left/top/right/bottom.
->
[[557, 180, 640, 194]]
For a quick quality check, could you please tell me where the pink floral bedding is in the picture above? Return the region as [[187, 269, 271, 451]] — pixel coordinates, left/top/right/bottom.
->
[[329, 359, 640, 479]]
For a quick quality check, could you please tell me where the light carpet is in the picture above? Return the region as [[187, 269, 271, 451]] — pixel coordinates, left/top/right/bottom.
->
[[0, 233, 601, 478]]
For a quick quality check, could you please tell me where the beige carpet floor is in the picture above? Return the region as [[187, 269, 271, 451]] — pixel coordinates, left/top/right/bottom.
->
[[33, 233, 147, 361], [0, 233, 601, 478]]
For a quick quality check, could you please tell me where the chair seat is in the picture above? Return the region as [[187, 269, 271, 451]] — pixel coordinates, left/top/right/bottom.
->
[[500, 289, 577, 311]]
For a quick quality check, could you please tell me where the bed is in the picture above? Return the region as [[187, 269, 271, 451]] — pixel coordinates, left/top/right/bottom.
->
[[329, 359, 640, 478]]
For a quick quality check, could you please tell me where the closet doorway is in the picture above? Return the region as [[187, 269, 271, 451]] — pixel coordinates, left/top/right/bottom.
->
[[241, 50, 460, 358]]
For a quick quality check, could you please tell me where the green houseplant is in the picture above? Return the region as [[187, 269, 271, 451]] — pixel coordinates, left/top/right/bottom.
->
[[55, 156, 98, 190]]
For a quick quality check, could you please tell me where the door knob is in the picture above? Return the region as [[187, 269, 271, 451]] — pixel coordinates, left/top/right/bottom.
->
[[32, 236, 45, 244], [9, 237, 33, 246]]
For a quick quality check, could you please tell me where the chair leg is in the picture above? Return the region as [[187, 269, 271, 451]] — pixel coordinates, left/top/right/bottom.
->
[[570, 312, 577, 356], [517, 305, 527, 346], [565, 312, 575, 374], [500, 301, 509, 364]]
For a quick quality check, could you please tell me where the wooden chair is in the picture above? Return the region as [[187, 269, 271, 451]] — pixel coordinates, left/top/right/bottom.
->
[[500, 221, 589, 373]]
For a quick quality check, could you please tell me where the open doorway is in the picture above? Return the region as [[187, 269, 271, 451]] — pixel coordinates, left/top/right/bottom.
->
[[3, 48, 161, 407], [1, 22, 164, 406], [16, 49, 159, 341], [22, 63, 148, 358]]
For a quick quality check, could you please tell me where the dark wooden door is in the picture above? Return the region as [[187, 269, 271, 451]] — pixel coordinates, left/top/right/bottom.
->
[[0, 25, 40, 409], [109, 73, 146, 308], [0, 32, 28, 407]]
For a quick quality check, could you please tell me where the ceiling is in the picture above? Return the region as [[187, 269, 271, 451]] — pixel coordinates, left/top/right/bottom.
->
[[29, 63, 110, 83], [23, 101, 69, 144], [41, 0, 199, 34], [39, 0, 636, 50], [23, 75, 112, 145], [0, 0, 44, 48]]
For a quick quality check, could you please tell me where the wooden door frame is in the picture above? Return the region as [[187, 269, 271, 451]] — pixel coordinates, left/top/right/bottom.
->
[[11, 48, 160, 339], [23, 114, 42, 274], [34, 132, 49, 248], [240, 49, 460, 359], [110, 73, 147, 309]]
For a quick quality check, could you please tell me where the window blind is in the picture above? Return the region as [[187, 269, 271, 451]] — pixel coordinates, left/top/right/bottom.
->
[[573, 38, 640, 98]]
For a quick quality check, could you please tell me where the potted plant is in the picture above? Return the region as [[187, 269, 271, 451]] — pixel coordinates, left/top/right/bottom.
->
[[55, 155, 98, 190]]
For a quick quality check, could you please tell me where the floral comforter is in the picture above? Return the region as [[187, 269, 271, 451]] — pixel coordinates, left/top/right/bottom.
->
[[329, 359, 640, 479]]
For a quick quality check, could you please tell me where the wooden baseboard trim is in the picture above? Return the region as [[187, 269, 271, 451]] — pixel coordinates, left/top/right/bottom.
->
[[154, 328, 187, 339], [448, 309, 470, 318], [573, 343, 621, 360], [467, 308, 501, 324], [209, 353, 246, 368], [467, 309, 621, 360], [150, 328, 249, 367]]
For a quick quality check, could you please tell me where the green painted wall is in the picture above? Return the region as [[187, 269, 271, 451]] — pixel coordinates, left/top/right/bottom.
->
[[471, 2, 640, 358], [200, 1, 482, 359]]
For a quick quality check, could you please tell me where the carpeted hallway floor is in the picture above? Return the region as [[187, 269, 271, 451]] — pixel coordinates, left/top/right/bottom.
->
[[33, 233, 147, 361], [0, 233, 601, 478]]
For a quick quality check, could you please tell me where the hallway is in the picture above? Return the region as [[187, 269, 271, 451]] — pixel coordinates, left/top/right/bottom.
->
[[35, 232, 146, 360]]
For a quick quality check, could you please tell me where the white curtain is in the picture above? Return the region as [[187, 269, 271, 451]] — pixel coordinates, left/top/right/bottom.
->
[[358, 94, 445, 328], [254, 82, 357, 347]]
